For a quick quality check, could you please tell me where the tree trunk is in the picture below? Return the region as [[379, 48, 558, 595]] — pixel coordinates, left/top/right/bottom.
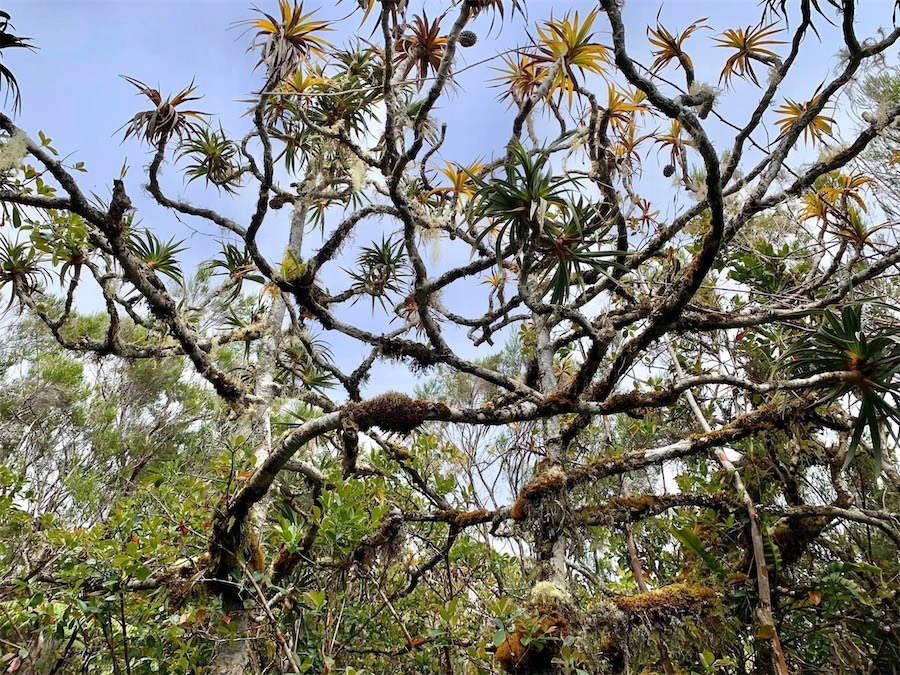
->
[[534, 312, 567, 585], [208, 610, 251, 675], [207, 201, 308, 673]]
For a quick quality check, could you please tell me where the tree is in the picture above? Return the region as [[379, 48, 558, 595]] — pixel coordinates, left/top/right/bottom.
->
[[1, 0, 900, 672]]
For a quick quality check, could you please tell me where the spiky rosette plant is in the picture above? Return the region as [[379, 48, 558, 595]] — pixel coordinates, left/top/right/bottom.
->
[[394, 12, 447, 87], [469, 142, 623, 302], [785, 305, 900, 472], [536, 198, 625, 304], [347, 235, 410, 310], [469, 140, 574, 259], [0, 237, 48, 310], [176, 125, 241, 193], [243, 0, 332, 81], [206, 243, 265, 301], [120, 77, 207, 146], [465, 0, 525, 24], [0, 11, 35, 114], [128, 230, 186, 285]]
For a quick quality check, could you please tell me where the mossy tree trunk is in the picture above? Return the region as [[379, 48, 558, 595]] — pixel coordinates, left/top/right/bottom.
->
[[207, 203, 308, 674]]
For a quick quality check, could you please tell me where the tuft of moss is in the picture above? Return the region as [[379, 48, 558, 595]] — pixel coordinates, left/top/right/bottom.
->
[[496, 610, 571, 674], [771, 516, 830, 567], [345, 392, 431, 434], [726, 572, 752, 589], [611, 583, 716, 619], [380, 339, 439, 373], [246, 530, 265, 572], [611, 495, 657, 511], [341, 417, 360, 478], [348, 507, 403, 571], [160, 555, 209, 610], [438, 508, 491, 528]]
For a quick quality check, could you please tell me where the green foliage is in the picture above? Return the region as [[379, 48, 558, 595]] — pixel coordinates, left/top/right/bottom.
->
[[0, 316, 228, 672], [30, 212, 92, 283], [727, 240, 795, 296]]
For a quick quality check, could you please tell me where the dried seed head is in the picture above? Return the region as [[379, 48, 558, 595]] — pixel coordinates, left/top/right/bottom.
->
[[458, 30, 477, 47]]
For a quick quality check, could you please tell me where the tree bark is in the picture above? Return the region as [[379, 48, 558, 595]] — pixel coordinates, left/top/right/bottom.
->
[[208, 610, 251, 675]]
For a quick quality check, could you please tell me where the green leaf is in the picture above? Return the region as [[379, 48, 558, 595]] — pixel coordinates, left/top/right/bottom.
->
[[671, 525, 724, 575]]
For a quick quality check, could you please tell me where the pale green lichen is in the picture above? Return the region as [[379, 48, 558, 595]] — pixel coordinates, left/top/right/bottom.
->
[[687, 82, 718, 119], [0, 130, 28, 172], [531, 580, 568, 606]]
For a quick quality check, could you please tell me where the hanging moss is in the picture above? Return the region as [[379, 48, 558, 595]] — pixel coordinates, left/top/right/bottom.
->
[[510, 466, 568, 521], [341, 416, 360, 478], [771, 515, 830, 567], [347, 508, 404, 571], [379, 339, 440, 374], [246, 529, 265, 572]]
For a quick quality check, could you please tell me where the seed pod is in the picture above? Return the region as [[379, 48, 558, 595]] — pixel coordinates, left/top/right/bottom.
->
[[459, 30, 477, 47], [663, 164, 675, 178]]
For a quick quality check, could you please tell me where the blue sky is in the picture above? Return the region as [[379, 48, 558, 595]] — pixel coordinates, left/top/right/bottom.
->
[[2, 1, 898, 394], [7, 0, 886, 197]]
